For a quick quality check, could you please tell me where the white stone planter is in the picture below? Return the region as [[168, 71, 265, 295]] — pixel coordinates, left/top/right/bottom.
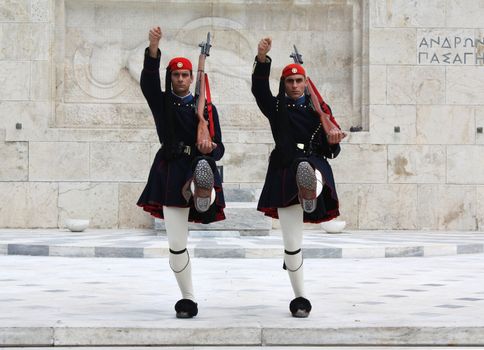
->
[[65, 219, 89, 232], [321, 220, 346, 234]]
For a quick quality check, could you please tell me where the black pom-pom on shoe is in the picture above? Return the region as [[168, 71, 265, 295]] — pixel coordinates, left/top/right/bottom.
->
[[175, 299, 198, 318], [289, 297, 312, 318]]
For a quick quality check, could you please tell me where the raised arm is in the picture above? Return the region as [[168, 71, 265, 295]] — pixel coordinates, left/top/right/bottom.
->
[[140, 26, 164, 116], [251, 37, 277, 118]]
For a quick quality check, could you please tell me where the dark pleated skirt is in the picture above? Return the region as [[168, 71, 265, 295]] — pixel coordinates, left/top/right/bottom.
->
[[137, 149, 225, 224], [257, 152, 340, 223]]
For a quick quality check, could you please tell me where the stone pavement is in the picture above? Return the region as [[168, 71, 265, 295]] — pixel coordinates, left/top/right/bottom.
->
[[1, 229, 484, 259], [0, 348, 483, 350], [1, 249, 484, 346]]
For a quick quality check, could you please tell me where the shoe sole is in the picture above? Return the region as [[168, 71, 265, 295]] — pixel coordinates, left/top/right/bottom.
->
[[292, 309, 310, 318], [193, 160, 214, 213], [296, 161, 317, 214]]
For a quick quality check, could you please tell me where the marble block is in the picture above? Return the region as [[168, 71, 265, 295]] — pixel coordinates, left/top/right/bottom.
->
[[417, 105, 475, 145], [58, 182, 119, 228], [119, 183, 154, 229], [386, 66, 445, 105], [331, 144, 387, 184], [388, 145, 446, 184], [31, 0, 50, 22], [447, 0, 484, 28], [29, 142, 90, 181], [0, 182, 58, 228], [372, 0, 446, 27], [0, 327, 53, 346], [447, 67, 484, 105], [370, 28, 416, 64], [369, 65, 386, 104], [335, 183, 359, 229], [358, 184, 418, 230], [30, 60, 51, 101], [0, 23, 31, 60], [90, 142, 151, 181], [0, 0, 30, 21], [478, 186, 484, 231], [368, 105, 417, 144], [418, 185, 477, 230], [222, 143, 270, 183], [447, 146, 484, 184], [0, 141, 28, 181], [0, 61, 30, 100]]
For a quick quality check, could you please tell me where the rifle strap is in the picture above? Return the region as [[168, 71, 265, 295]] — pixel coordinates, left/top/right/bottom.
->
[[307, 77, 341, 129], [204, 73, 215, 138]]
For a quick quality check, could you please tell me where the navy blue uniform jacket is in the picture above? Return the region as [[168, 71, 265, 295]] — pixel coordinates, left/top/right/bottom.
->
[[137, 48, 226, 224], [252, 57, 340, 223]]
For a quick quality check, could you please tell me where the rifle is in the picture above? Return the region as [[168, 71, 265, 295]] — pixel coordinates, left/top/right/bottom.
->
[[194, 32, 215, 146], [290, 45, 346, 142]]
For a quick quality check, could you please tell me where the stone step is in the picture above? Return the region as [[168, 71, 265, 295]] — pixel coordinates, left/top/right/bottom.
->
[[0, 230, 483, 259], [2, 325, 483, 347]]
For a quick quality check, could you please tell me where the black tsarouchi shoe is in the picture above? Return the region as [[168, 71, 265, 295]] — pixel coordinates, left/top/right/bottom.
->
[[289, 297, 312, 318], [175, 299, 198, 318]]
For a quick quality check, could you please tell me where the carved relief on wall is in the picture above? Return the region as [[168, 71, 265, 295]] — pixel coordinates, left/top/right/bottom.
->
[[55, 0, 368, 130]]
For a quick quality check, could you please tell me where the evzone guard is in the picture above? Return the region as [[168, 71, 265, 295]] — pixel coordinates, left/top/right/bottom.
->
[[252, 37, 346, 317], [137, 27, 225, 318]]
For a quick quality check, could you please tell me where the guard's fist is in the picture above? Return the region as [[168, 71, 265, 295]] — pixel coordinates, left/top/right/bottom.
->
[[257, 37, 272, 62], [326, 128, 347, 145], [197, 140, 217, 155], [149, 26, 162, 46], [148, 26, 162, 58]]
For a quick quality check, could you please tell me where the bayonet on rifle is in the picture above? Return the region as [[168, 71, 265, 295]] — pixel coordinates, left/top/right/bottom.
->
[[195, 32, 212, 98], [290, 45, 303, 65], [199, 32, 212, 57], [290, 45, 309, 95]]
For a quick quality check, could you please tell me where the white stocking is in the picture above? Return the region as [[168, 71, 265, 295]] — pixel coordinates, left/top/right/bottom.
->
[[278, 204, 305, 298], [163, 206, 194, 301]]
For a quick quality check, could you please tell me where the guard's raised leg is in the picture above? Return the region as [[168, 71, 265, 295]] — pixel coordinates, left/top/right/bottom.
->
[[192, 159, 214, 213], [295, 161, 317, 214]]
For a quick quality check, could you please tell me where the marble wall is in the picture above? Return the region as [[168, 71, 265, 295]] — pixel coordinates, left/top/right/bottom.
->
[[0, 0, 483, 230]]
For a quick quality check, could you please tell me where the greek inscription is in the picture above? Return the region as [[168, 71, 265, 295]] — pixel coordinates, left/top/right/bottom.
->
[[464, 38, 475, 48], [430, 37, 440, 47], [442, 53, 451, 63], [418, 52, 428, 63], [417, 35, 484, 65], [419, 37, 429, 48], [442, 38, 451, 49], [476, 54, 484, 65]]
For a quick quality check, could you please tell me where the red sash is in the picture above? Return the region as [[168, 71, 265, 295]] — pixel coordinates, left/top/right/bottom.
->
[[307, 77, 341, 129], [204, 73, 215, 138]]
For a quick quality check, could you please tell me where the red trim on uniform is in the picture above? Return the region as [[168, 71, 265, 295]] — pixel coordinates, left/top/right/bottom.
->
[[257, 207, 339, 224]]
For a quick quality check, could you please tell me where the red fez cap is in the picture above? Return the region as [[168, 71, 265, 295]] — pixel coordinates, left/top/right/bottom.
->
[[167, 57, 193, 71], [281, 63, 306, 78]]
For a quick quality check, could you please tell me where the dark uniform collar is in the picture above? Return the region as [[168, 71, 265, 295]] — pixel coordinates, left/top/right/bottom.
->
[[285, 94, 307, 107], [285, 94, 306, 104], [172, 92, 194, 104]]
